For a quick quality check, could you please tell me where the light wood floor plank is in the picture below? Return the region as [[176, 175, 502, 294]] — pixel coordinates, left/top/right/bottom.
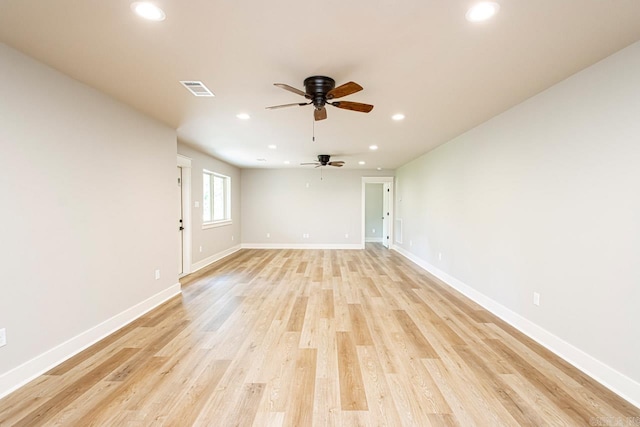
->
[[0, 245, 637, 426], [283, 348, 317, 427], [336, 331, 369, 411]]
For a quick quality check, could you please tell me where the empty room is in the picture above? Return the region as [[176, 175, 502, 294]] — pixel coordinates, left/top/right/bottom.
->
[[1, 1, 640, 425]]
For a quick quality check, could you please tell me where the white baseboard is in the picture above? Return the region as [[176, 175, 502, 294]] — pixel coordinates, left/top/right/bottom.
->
[[242, 243, 363, 250], [391, 245, 640, 408], [191, 244, 242, 273], [365, 237, 383, 243], [0, 283, 181, 400]]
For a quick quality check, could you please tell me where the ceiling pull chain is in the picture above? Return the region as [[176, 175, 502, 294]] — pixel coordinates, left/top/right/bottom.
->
[[312, 118, 315, 143]]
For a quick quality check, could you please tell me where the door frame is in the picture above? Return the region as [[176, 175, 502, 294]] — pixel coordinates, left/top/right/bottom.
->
[[361, 176, 394, 249], [178, 154, 192, 277]]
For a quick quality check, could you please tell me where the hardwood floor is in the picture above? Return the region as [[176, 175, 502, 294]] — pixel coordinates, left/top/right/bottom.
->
[[1, 245, 638, 426]]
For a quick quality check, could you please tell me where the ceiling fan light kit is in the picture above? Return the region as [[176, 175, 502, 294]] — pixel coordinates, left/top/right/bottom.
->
[[267, 75, 374, 121]]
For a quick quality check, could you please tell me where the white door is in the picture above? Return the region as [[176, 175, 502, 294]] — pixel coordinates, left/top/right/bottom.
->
[[177, 167, 183, 275], [382, 183, 390, 248]]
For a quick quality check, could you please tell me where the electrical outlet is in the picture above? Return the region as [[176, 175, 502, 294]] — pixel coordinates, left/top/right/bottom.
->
[[303, 233, 309, 239], [155, 269, 160, 280], [372, 228, 376, 234], [0, 328, 6, 347], [306, 183, 310, 188], [345, 233, 349, 238], [199, 245, 203, 253], [266, 233, 270, 238], [194, 201, 200, 208], [533, 292, 541, 306]]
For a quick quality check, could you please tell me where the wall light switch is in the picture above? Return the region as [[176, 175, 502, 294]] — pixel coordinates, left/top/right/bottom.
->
[[266, 233, 270, 238], [194, 201, 200, 208], [438, 252, 442, 261], [372, 229, 376, 234], [0, 328, 6, 347], [345, 233, 349, 238], [199, 246, 203, 253], [533, 292, 541, 306], [155, 269, 160, 280]]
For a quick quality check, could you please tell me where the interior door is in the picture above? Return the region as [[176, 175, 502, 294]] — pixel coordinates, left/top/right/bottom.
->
[[177, 166, 183, 275], [382, 183, 390, 248]]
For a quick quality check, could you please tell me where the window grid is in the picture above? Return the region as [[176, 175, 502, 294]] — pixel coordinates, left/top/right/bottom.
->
[[203, 170, 231, 225]]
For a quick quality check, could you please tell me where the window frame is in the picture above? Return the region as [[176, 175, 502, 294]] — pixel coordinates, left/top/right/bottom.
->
[[202, 169, 232, 229]]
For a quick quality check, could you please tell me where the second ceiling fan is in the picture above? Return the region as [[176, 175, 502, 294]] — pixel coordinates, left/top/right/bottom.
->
[[266, 76, 374, 121]]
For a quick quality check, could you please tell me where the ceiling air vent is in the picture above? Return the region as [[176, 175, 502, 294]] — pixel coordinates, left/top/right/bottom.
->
[[180, 81, 215, 97]]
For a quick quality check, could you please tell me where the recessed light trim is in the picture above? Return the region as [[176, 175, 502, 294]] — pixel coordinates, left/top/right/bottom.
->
[[268, 144, 277, 149], [236, 113, 250, 120], [131, 2, 166, 21], [376, 167, 382, 171], [358, 161, 366, 165], [369, 145, 378, 151], [392, 113, 405, 121], [466, 2, 500, 22], [284, 160, 290, 165], [257, 158, 267, 162]]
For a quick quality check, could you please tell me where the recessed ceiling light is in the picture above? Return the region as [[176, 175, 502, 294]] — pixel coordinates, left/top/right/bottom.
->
[[465, 2, 500, 22], [358, 161, 366, 165], [369, 145, 378, 151], [268, 144, 277, 149], [130, 2, 166, 21], [284, 160, 290, 165], [392, 113, 405, 121], [236, 113, 250, 120], [257, 158, 267, 162], [377, 167, 382, 171]]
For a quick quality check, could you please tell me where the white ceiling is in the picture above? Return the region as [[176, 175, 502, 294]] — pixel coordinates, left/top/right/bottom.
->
[[2, 0, 640, 169]]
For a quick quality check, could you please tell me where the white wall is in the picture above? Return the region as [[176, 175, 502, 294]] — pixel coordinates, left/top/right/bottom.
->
[[0, 44, 179, 396], [241, 168, 390, 247], [395, 41, 640, 403], [177, 143, 241, 269], [365, 183, 383, 241]]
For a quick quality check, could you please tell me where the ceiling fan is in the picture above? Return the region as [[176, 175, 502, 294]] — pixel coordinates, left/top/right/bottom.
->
[[266, 76, 374, 121], [301, 154, 345, 168]]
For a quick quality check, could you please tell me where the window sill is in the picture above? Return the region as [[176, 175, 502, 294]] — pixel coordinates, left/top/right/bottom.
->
[[203, 220, 232, 230]]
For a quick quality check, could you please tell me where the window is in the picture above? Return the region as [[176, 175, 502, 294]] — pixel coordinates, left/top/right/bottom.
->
[[203, 170, 231, 227]]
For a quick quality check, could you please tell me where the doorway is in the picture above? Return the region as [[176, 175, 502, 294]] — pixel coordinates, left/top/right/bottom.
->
[[177, 166, 183, 275], [365, 183, 384, 244], [177, 154, 192, 277], [361, 177, 394, 249]]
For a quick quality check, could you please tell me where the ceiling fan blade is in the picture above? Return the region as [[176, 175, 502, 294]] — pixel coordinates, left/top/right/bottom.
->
[[327, 81, 363, 99], [300, 162, 320, 165], [265, 102, 310, 110], [330, 101, 374, 113], [328, 161, 345, 167], [314, 107, 327, 121], [274, 83, 308, 97]]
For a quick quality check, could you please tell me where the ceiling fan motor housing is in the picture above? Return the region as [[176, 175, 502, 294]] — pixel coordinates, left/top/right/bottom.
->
[[304, 76, 335, 109], [317, 154, 331, 165]]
